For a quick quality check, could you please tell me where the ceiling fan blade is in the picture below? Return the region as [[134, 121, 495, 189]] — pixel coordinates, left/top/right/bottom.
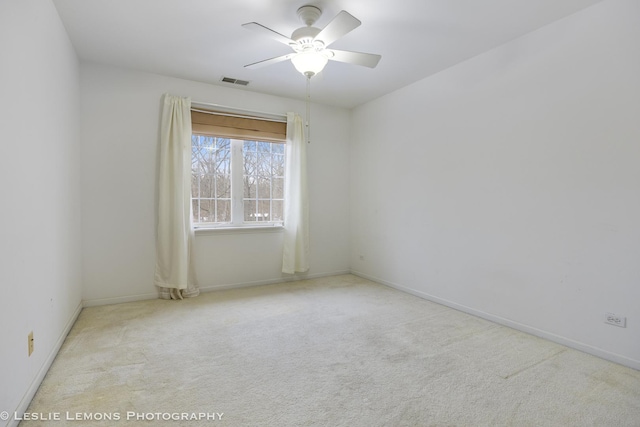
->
[[327, 49, 381, 68], [244, 53, 295, 69], [242, 22, 295, 46], [314, 10, 361, 47]]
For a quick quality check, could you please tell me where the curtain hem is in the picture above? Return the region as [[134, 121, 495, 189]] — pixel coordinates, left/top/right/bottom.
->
[[156, 284, 200, 300]]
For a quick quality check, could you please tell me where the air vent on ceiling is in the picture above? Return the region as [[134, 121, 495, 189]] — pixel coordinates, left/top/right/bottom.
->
[[221, 76, 250, 86]]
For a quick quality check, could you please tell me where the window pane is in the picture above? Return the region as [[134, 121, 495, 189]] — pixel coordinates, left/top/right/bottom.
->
[[191, 135, 214, 147], [217, 176, 231, 198], [272, 200, 283, 222], [244, 176, 256, 199], [195, 137, 216, 176], [217, 200, 231, 223], [214, 157, 230, 177], [191, 174, 199, 198], [199, 199, 214, 223], [191, 146, 199, 173], [192, 199, 199, 222], [272, 177, 284, 199], [243, 141, 285, 224], [258, 141, 271, 152], [192, 146, 208, 174], [202, 135, 216, 148], [199, 175, 215, 198], [257, 152, 270, 176], [217, 157, 231, 176], [272, 154, 284, 176], [258, 200, 271, 221], [244, 200, 256, 222], [216, 140, 231, 173], [243, 140, 256, 152], [217, 138, 230, 151], [258, 177, 270, 199], [244, 152, 257, 175]]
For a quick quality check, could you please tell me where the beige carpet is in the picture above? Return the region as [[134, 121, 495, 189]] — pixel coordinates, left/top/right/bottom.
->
[[21, 275, 640, 426]]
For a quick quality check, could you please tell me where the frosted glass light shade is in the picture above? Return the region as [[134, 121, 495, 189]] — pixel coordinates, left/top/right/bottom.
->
[[291, 51, 329, 77]]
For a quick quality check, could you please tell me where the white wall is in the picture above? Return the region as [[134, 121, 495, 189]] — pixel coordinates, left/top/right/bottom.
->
[[0, 1, 82, 425], [80, 63, 351, 304], [350, 0, 640, 368]]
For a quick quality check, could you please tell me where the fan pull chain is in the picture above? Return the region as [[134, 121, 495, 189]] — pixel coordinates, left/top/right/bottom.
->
[[306, 75, 311, 144]]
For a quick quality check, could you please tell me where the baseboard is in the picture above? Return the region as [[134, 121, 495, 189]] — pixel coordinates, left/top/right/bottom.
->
[[197, 270, 352, 293], [8, 302, 83, 427], [82, 270, 352, 307], [351, 270, 640, 371], [82, 291, 159, 307]]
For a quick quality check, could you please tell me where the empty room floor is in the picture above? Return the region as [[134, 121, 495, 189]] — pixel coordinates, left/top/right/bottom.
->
[[21, 275, 640, 426]]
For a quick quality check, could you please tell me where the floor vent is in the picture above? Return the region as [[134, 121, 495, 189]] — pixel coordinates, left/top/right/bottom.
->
[[221, 77, 250, 86]]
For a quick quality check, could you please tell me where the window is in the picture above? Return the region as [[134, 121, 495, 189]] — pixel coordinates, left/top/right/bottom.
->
[[242, 140, 285, 223], [190, 109, 286, 228], [191, 135, 231, 224]]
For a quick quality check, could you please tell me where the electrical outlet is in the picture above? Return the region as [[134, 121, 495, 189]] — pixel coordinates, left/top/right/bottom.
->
[[28, 331, 34, 356], [604, 313, 626, 328]]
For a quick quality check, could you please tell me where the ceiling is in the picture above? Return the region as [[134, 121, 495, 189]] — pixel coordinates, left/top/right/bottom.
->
[[52, 0, 602, 108]]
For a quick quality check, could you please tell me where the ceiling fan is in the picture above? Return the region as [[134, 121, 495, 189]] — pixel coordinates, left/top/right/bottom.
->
[[242, 5, 381, 78]]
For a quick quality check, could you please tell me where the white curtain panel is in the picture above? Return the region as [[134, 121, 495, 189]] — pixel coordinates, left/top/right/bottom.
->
[[154, 94, 199, 300], [282, 112, 310, 274]]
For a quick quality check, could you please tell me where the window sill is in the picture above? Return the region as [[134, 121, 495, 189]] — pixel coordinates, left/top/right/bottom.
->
[[194, 225, 285, 236]]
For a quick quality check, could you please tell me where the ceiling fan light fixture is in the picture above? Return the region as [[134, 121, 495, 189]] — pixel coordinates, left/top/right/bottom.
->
[[291, 50, 329, 77]]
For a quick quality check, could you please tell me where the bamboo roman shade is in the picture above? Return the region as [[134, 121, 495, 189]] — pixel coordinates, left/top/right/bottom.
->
[[191, 110, 286, 143]]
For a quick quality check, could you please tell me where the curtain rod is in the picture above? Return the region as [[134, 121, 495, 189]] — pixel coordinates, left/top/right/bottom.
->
[[191, 101, 287, 123]]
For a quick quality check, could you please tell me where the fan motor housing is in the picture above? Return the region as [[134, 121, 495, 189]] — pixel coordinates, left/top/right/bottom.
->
[[291, 26, 322, 48]]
